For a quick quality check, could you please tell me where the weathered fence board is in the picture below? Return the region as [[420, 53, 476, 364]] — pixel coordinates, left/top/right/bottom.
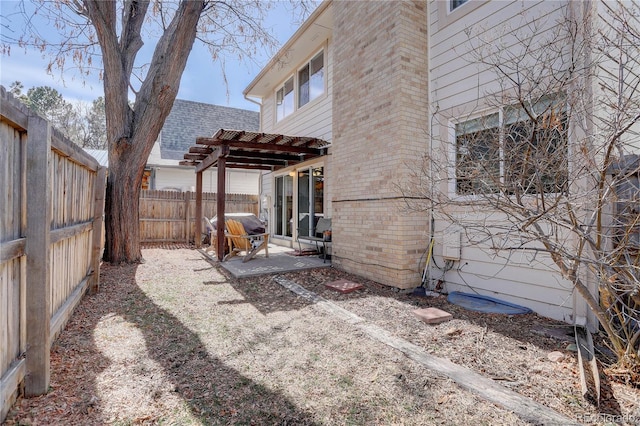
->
[[0, 86, 106, 421], [139, 190, 258, 243], [25, 112, 52, 396], [0, 94, 27, 422]]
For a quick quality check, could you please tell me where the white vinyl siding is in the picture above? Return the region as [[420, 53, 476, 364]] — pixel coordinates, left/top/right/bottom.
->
[[257, 42, 331, 239], [264, 43, 332, 141], [430, 0, 565, 108], [437, 231, 574, 321], [153, 167, 259, 195], [429, 0, 575, 323]]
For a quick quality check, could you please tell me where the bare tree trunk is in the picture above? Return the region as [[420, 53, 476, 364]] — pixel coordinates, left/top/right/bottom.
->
[[103, 146, 146, 262], [84, 0, 206, 263]]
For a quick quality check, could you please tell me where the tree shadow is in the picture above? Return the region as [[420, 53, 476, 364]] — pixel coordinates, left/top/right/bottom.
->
[[197, 255, 318, 315], [105, 263, 318, 424], [228, 264, 632, 416], [195, 253, 633, 421], [6, 261, 318, 425], [218, 274, 316, 314]]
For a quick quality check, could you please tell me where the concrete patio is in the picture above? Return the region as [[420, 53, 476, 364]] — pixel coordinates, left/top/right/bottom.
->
[[203, 244, 331, 278]]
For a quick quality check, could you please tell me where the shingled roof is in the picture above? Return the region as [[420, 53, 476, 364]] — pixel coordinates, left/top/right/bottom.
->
[[160, 99, 259, 161]]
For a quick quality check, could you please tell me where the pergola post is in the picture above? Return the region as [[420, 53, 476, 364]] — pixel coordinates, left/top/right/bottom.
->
[[181, 130, 328, 261], [195, 170, 203, 248], [216, 148, 228, 260]]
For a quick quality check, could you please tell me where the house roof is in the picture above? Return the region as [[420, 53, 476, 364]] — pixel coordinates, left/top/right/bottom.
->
[[180, 128, 329, 172], [84, 149, 109, 167], [160, 99, 259, 161]]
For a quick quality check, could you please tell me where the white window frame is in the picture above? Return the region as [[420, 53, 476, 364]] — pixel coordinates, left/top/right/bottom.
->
[[276, 76, 295, 122], [450, 96, 567, 199], [438, 0, 489, 29], [452, 111, 502, 197], [274, 48, 326, 123], [298, 50, 325, 109], [448, 109, 500, 200], [449, 0, 469, 12]]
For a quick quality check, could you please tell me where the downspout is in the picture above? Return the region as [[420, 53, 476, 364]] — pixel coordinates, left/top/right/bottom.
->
[[426, 2, 437, 288], [243, 94, 262, 110], [427, 8, 435, 244], [575, 0, 598, 333], [420, 3, 448, 293]]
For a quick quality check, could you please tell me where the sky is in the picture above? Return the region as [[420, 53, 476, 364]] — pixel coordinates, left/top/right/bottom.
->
[[0, 1, 315, 111]]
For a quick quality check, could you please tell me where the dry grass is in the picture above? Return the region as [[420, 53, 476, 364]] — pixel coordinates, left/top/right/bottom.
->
[[4, 246, 639, 425]]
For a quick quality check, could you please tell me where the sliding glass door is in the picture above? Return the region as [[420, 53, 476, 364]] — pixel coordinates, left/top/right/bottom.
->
[[297, 166, 324, 238], [274, 166, 324, 240], [274, 174, 293, 237]]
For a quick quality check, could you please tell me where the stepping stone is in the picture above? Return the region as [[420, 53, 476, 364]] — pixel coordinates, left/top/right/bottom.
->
[[547, 351, 565, 362], [413, 307, 453, 324], [325, 279, 364, 294]]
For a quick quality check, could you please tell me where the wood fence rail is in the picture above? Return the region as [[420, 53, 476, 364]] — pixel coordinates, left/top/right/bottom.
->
[[140, 190, 258, 243], [0, 86, 106, 422]]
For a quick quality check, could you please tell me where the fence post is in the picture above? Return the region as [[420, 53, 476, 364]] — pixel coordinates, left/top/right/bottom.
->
[[184, 191, 191, 244], [90, 166, 107, 293], [25, 113, 51, 396]]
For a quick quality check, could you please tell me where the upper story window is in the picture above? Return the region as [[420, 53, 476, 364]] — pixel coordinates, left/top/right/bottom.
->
[[450, 0, 469, 12], [298, 51, 324, 108], [455, 94, 568, 196], [276, 77, 294, 121], [276, 49, 325, 122]]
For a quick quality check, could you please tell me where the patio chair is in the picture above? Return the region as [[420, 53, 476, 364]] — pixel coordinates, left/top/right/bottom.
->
[[224, 219, 269, 262], [297, 217, 331, 262]]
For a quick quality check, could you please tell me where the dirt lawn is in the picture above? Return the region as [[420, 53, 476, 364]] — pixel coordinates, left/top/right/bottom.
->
[[5, 246, 640, 425]]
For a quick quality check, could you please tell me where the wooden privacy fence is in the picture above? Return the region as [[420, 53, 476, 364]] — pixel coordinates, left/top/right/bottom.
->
[[140, 190, 258, 243], [0, 87, 106, 422]]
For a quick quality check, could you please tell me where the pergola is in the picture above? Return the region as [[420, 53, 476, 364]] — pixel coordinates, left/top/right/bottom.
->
[[180, 128, 330, 260]]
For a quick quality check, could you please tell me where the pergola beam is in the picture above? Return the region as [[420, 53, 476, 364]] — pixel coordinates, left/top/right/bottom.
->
[[226, 157, 289, 167], [184, 153, 207, 161], [195, 145, 229, 174], [189, 146, 213, 154], [226, 164, 279, 170], [228, 151, 302, 162], [196, 138, 321, 155]]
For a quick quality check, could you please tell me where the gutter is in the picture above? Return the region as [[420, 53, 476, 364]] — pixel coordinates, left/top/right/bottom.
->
[[243, 94, 263, 138]]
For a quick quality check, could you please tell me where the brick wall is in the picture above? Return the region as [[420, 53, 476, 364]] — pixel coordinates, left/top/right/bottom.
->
[[332, 1, 430, 288]]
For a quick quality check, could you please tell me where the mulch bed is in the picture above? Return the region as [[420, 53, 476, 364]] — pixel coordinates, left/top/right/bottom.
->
[[4, 247, 639, 425]]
